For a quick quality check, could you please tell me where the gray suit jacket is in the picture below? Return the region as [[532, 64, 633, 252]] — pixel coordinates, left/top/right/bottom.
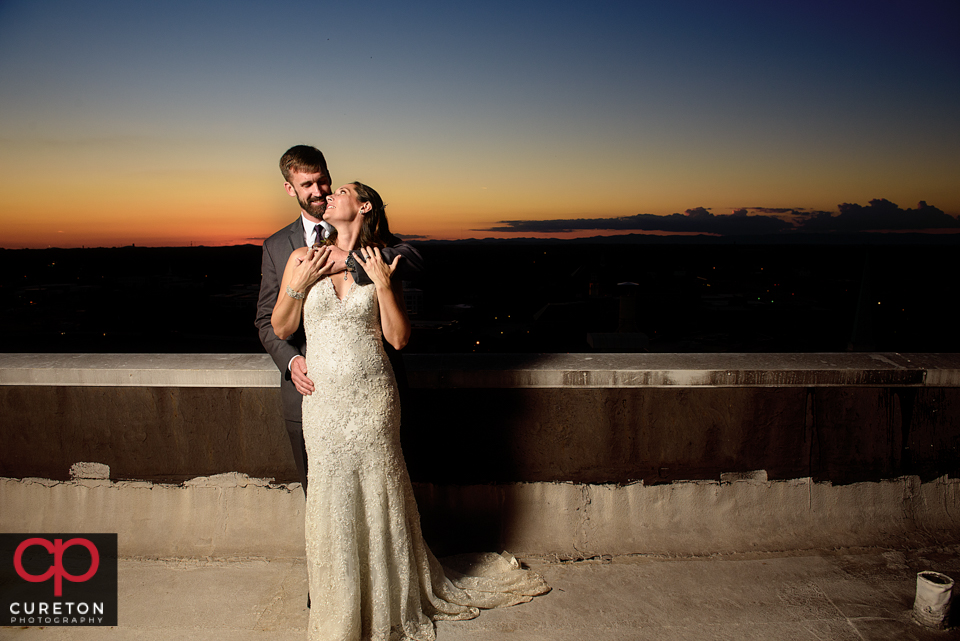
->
[[255, 218, 424, 422]]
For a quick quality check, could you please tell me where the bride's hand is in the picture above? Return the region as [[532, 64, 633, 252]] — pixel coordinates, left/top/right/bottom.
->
[[359, 246, 401, 290], [291, 245, 332, 291]]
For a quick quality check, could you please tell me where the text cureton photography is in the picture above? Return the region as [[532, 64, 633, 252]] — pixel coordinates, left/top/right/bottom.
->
[[0, 534, 117, 626]]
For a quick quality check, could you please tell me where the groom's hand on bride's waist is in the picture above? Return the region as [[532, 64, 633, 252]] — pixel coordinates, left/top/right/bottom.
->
[[290, 355, 315, 396]]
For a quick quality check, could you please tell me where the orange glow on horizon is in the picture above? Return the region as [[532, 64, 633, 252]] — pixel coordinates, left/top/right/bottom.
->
[[2, 164, 958, 248], [5, 221, 959, 250]]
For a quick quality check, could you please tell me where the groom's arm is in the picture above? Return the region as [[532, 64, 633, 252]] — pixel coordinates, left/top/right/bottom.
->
[[256, 241, 301, 374], [353, 242, 425, 286]]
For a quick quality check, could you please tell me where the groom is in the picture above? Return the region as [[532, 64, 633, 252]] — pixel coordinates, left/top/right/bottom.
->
[[255, 144, 424, 495]]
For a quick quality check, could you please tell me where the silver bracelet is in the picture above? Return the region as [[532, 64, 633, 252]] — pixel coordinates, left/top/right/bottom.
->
[[285, 286, 305, 300]]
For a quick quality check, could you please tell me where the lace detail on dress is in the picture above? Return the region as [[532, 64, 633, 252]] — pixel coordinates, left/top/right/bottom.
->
[[301, 278, 548, 641]]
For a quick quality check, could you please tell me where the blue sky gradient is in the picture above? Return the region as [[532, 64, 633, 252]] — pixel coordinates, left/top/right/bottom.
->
[[1, 0, 957, 246]]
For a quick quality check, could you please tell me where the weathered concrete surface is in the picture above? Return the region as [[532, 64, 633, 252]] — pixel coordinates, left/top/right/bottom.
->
[[404, 352, 960, 388], [0, 386, 290, 482], [0, 353, 278, 387], [0, 474, 305, 558], [3, 352, 959, 388], [402, 386, 960, 485], [2, 353, 959, 485], [3, 474, 959, 558], [419, 475, 960, 557], [5, 548, 960, 640], [2, 385, 958, 485], [2, 352, 958, 559]]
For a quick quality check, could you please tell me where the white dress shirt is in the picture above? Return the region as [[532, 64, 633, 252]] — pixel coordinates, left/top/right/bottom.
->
[[301, 214, 334, 246]]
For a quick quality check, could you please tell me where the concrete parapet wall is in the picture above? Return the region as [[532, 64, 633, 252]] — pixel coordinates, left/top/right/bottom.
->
[[2, 356, 959, 486], [2, 473, 959, 558], [418, 475, 960, 556], [2, 352, 959, 556], [0, 474, 306, 558], [0, 385, 290, 482], [3, 352, 959, 388]]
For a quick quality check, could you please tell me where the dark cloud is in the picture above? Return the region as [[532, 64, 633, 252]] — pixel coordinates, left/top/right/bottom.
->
[[479, 209, 793, 235], [751, 207, 798, 214], [747, 207, 831, 217], [797, 199, 960, 232], [477, 199, 958, 236]]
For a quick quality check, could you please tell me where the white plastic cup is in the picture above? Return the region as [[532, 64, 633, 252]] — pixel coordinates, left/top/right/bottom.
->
[[913, 571, 954, 629]]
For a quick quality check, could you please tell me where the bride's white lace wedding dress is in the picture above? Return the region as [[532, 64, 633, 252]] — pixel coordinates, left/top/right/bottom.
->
[[301, 277, 548, 641]]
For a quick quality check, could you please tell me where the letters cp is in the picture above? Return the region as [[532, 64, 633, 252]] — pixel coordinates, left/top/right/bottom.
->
[[13, 538, 100, 596]]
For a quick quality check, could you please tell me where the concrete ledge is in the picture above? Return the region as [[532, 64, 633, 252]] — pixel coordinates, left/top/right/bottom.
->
[[404, 352, 960, 388], [3, 473, 958, 558], [2, 352, 959, 388], [0, 474, 306, 557], [0, 353, 277, 387], [3, 371, 958, 486], [419, 475, 960, 556]]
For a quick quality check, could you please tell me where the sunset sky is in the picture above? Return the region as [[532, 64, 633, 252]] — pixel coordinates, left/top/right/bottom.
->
[[1, 0, 958, 248]]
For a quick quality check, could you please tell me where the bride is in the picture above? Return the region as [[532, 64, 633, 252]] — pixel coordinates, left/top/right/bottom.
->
[[271, 182, 548, 640]]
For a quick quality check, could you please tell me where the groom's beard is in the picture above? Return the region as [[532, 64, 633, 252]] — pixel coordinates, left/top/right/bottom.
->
[[299, 195, 326, 218]]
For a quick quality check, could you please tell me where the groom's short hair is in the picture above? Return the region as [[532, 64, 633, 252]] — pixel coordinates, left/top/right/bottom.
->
[[280, 145, 329, 181]]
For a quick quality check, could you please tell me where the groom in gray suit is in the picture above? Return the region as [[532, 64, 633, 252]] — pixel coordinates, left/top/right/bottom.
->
[[255, 144, 424, 495]]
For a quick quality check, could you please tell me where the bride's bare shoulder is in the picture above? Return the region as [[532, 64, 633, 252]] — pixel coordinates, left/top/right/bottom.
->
[[287, 246, 310, 264]]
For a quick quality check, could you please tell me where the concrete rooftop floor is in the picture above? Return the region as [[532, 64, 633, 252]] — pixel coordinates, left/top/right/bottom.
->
[[5, 546, 960, 640]]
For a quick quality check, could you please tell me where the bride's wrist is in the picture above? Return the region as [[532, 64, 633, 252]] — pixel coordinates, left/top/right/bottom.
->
[[285, 285, 305, 300]]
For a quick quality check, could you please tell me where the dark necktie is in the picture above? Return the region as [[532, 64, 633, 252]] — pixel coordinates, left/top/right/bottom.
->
[[312, 224, 323, 247]]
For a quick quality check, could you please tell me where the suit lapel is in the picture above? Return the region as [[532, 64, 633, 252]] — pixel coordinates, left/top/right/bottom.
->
[[286, 218, 306, 254]]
